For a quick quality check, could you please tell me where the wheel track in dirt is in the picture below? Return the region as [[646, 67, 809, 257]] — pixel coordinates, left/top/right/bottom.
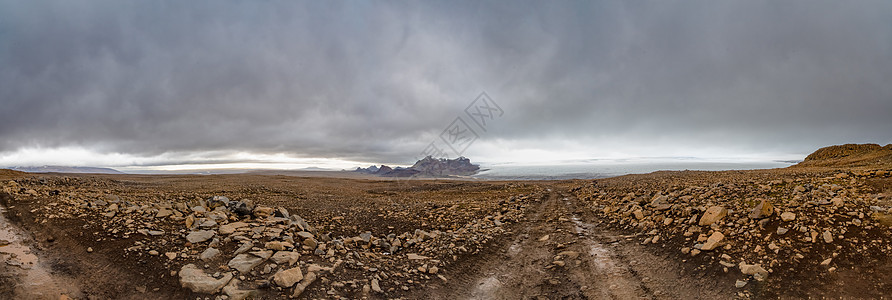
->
[[425, 185, 736, 299]]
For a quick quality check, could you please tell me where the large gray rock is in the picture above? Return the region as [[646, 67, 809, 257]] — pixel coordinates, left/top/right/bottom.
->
[[179, 264, 233, 294], [186, 230, 215, 244]]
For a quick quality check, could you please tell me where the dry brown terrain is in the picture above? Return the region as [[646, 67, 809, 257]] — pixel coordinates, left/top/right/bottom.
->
[[1, 145, 891, 299]]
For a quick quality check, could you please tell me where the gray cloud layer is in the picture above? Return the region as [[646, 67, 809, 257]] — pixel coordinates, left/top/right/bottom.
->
[[1, 1, 891, 164]]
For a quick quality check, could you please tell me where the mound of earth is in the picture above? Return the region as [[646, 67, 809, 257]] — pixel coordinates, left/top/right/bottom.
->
[[794, 144, 892, 168]]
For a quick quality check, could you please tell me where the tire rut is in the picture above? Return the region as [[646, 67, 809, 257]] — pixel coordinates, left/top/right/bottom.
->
[[438, 185, 737, 300]]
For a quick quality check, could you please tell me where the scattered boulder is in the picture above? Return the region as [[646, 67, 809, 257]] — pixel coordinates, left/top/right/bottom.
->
[[749, 199, 774, 219], [699, 206, 728, 226]]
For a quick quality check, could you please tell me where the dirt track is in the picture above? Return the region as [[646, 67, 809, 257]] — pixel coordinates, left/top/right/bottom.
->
[[420, 186, 735, 299]]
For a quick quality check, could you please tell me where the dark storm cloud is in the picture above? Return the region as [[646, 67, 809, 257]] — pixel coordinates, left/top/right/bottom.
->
[[1, 0, 891, 165]]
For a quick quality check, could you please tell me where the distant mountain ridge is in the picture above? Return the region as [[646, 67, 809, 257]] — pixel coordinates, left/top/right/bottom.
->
[[354, 156, 481, 177], [8, 166, 124, 174]]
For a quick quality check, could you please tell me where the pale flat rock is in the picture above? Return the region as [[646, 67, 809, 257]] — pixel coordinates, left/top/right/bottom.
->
[[407, 253, 430, 260], [265, 241, 294, 251], [200, 248, 221, 261], [186, 230, 215, 244], [228, 253, 267, 273], [219, 222, 249, 235], [739, 262, 769, 278], [780, 212, 796, 222], [179, 264, 233, 294], [270, 251, 301, 265]]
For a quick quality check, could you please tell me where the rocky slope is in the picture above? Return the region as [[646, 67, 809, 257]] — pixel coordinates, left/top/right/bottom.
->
[[794, 143, 892, 168]]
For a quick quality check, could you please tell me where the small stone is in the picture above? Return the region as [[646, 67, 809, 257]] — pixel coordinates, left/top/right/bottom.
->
[[749, 199, 774, 219], [407, 253, 430, 260], [291, 272, 317, 298], [165, 252, 178, 260], [219, 222, 248, 235], [273, 267, 304, 288], [265, 241, 294, 251], [156, 208, 173, 218], [186, 230, 215, 244], [735, 280, 747, 288], [780, 212, 796, 222], [228, 253, 267, 273], [739, 262, 769, 279], [222, 278, 256, 300], [371, 278, 383, 293], [87, 247, 93, 253], [270, 251, 301, 266], [148, 250, 159, 256], [701, 232, 725, 251], [821, 257, 832, 266], [200, 248, 221, 261], [296, 231, 315, 240], [823, 230, 834, 243]]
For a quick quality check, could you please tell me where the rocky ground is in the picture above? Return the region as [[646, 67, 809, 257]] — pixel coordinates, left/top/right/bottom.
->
[[573, 167, 892, 298], [1, 145, 891, 299]]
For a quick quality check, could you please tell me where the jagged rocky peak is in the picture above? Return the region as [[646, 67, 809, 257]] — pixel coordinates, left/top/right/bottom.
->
[[410, 156, 480, 176], [352, 156, 480, 177]]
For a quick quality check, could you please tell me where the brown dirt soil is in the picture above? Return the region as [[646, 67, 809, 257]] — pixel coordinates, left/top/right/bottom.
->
[[1, 165, 891, 299]]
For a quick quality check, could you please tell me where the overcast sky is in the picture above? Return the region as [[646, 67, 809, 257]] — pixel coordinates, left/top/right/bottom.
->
[[1, 1, 891, 169]]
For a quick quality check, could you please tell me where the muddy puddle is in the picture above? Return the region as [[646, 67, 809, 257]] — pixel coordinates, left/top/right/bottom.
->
[[0, 205, 80, 299]]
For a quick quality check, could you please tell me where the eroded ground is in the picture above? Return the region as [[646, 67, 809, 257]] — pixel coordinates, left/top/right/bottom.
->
[[0, 166, 890, 299]]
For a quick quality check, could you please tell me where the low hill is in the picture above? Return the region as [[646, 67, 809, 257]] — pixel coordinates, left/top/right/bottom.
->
[[793, 143, 892, 168], [8, 166, 125, 174]]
